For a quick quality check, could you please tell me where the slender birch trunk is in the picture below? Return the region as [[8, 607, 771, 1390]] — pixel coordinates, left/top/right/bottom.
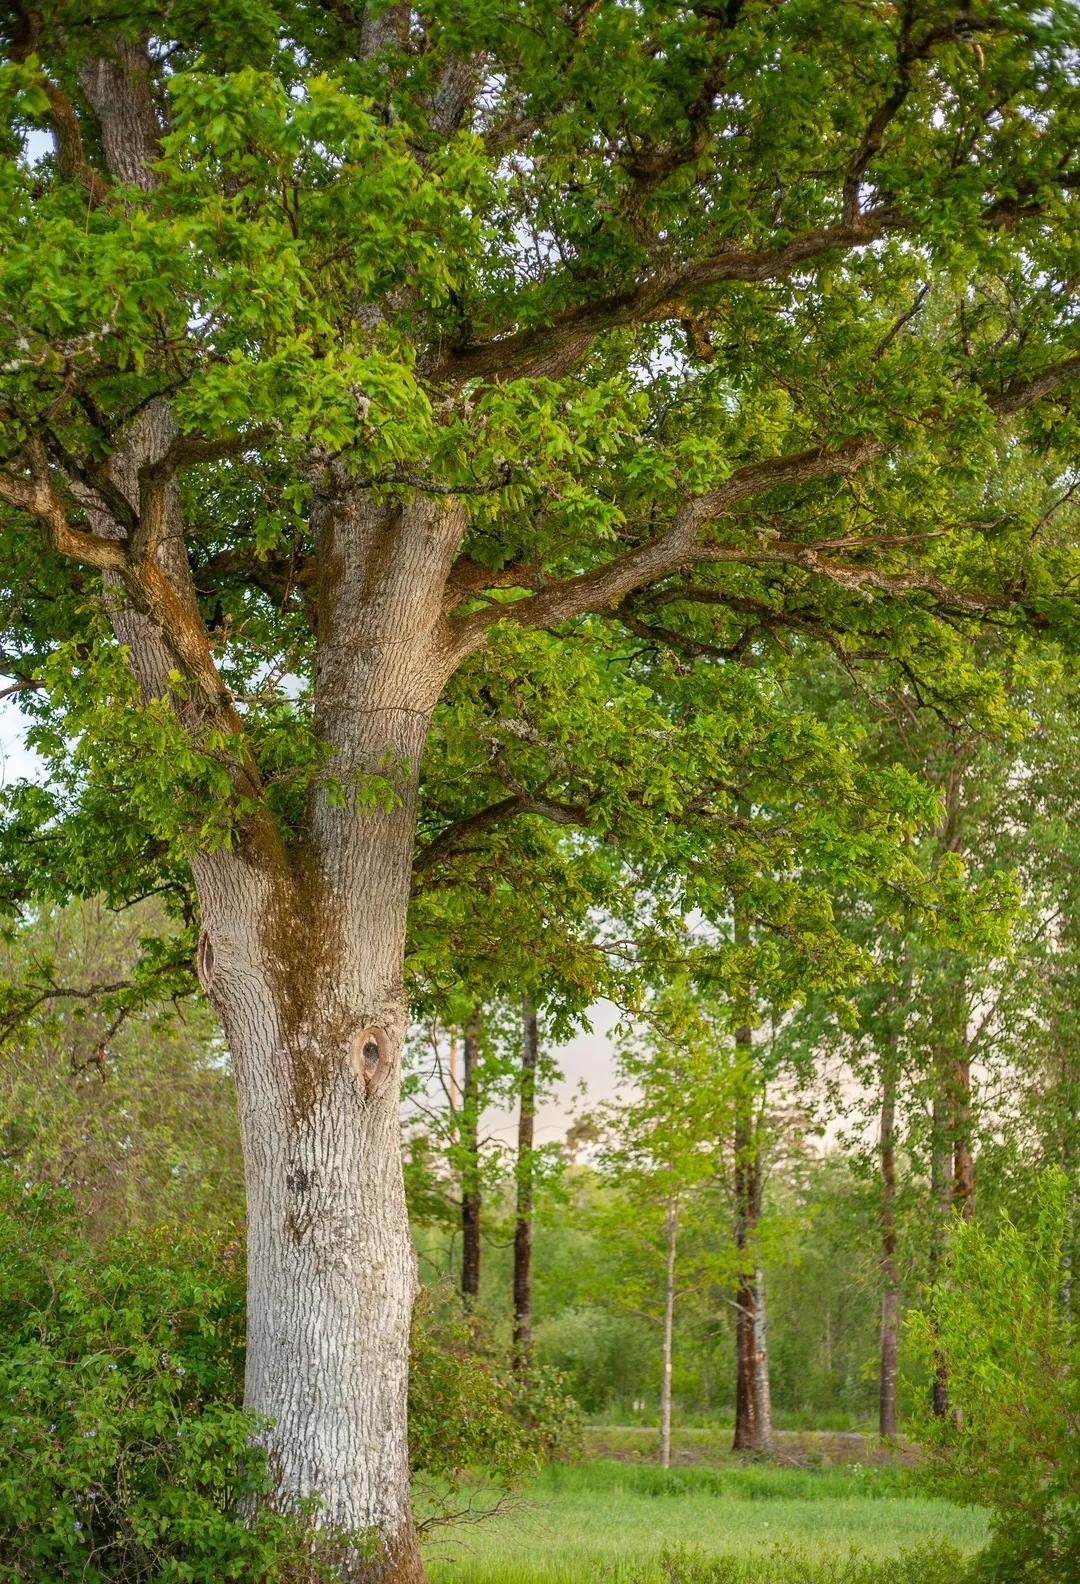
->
[[659, 1195, 678, 1469], [513, 999, 539, 1374], [751, 1262, 773, 1448], [879, 1057, 900, 1438], [460, 1010, 482, 1306]]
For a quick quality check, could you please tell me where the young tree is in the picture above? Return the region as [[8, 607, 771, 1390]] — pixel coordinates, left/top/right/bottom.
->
[[597, 992, 735, 1467], [731, 1020, 773, 1454], [2, 5, 1078, 1576]]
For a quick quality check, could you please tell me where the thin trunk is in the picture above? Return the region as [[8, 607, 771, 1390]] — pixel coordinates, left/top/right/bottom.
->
[[879, 1058, 900, 1438], [929, 1086, 951, 1419], [732, 1024, 770, 1453], [1062, 1111, 1077, 1320], [513, 999, 539, 1375], [448, 1029, 460, 1115], [952, 1049, 974, 1222], [751, 1262, 772, 1446], [461, 1010, 482, 1305], [1062, 1177, 1076, 1321], [659, 1195, 678, 1469]]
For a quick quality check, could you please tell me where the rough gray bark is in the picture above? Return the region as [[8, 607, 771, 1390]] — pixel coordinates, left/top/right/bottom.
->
[[659, 1195, 678, 1469]]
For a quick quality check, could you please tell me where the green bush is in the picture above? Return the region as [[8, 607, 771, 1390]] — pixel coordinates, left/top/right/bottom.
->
[[909, 1171, 1080, 1583], [534, 1305, 653, 1414], [410, 1282, 582, 1525], [0, 1170, 318, 1582]]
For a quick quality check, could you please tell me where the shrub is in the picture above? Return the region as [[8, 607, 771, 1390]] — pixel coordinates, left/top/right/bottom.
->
[[908, 1171, 1080, 1583], [534, 1304, 653, 1414], [410, 1282, 582, 1525], [0, 1169, 317, 1582]]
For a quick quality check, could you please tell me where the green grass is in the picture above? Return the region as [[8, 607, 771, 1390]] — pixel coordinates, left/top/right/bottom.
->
[[422, 1460, 986, 1584]]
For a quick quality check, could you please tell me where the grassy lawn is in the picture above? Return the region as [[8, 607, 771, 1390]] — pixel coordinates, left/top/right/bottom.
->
[[422, 1459, 986, 1584]]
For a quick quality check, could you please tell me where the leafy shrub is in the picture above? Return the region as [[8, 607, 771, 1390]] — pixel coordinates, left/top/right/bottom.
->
[[909, 1171, 1079, 1583], [0, 1169, 318, 1582], [410, 1282, 582, 1524], [535, 1304, 653, 1413]]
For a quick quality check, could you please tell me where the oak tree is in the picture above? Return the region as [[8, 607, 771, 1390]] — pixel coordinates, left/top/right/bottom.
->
[[2, 2, 1078, 1576]]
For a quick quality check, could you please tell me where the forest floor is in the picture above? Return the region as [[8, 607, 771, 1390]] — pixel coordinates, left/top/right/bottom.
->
[[422, 1443, 985, 1584]]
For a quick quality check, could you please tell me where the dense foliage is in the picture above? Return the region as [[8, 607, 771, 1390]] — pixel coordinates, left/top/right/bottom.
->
[[911, 1175, 1079, 1584]]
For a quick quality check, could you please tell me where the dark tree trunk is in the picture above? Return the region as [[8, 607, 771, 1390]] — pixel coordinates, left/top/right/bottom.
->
[[732, 1021, 771, 1454], [879, 1057, 900, 1437], [513, 998, 539, 1373], [929, 1085, 951, 1419], [460, 1010, 482, 1305]]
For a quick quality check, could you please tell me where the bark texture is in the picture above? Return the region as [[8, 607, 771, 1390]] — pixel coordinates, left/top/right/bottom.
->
[[513, 999, 539, 1374]]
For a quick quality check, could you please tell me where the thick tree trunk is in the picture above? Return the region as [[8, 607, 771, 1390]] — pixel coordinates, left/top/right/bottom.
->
[[194, 677, 436, 1581], [59, 31, 464, 1583], [879, 1059, 900, 1438], [460, 1010, 482, 1306], [141, 478, 460, 1579], [659, 1195, 678, 1469], [208, 918, 422, 1582], [513, 999, 539, 1374]]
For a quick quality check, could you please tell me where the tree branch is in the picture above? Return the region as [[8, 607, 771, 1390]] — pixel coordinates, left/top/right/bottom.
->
[[0, 442, 127, 572], [438, 183, 1056, 384], [414, 792, 588, 876], [441, 214, 899, 383], [447, 353, 1080, 656]]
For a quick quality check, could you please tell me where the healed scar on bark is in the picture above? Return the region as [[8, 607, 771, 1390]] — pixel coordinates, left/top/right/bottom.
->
[[351, 1025, 389, 1093], [195, 928, 215, 993]]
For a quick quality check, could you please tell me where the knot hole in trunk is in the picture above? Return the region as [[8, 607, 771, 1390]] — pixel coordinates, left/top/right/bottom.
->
[[351, 1025, 389, 1094]]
